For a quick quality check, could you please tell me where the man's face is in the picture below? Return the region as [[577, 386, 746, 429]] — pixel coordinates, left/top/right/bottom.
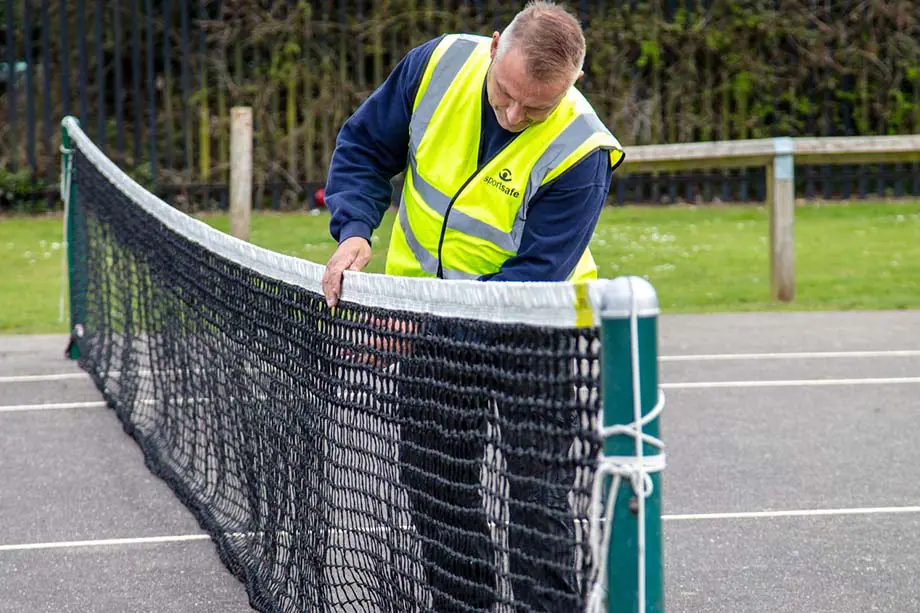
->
[[486, 32, 573, 133]]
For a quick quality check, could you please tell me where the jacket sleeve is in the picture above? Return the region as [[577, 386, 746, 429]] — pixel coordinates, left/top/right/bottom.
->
[[324, 37, 442, 244], [480, 149, 614, 282]]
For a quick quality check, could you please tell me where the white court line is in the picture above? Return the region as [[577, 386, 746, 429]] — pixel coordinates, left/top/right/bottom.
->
[[0, 534, 210, 552], [0, 401, 107, 413], [5, 376, 920, 413], [0, 370, 135, 384], [2, 505, 919, 553], [0, 373, 88, 383], [663, 376, 920, 390], [661, 349, 920, 362], [0, 398, 217, 413], [664, 505, 920, 521], [2, 349, 917, 385]]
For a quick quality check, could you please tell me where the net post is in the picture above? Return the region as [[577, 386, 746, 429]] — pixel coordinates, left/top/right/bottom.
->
[[230, 106, 253, 241], [61, 116, 82, 361], [599, 275, 665, 613]]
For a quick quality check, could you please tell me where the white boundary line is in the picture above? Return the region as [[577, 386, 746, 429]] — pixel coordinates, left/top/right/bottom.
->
[[661, 349, 920, 362], [664, 505, 920, 521], [663, 376, 920, 390], [0, 373, 88, 383], [2, 348, 918, 386], [3, 350, 917, 385], [0, 401, 107, 413], [2, 505, 918, 552], [4, 376, 920, 414], [0, 534, 211, 552]]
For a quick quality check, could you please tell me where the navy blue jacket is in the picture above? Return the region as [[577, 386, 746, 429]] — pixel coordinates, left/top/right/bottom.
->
[[325, 36, 614, 282]]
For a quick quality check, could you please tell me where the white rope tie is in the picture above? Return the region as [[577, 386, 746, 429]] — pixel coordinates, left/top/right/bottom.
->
[[59, 144, 74, 324], [586, 278, 666, 613]]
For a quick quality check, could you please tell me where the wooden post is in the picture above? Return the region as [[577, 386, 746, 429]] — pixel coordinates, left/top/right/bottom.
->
[[619, 134, 920, 303], [769, 137, 795, 302], [230, 106, 253, 241]]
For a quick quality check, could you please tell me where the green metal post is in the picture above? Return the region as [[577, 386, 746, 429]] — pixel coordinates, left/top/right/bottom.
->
[[61, 117, 82, 360], [600, 276, 664, 613]]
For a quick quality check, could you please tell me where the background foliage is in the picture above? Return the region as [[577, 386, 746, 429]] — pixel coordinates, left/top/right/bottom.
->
[[2, 0, 919, 210]]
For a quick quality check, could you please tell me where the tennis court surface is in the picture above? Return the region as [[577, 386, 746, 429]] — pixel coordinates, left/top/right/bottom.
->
[[3, 309, 919, 612]]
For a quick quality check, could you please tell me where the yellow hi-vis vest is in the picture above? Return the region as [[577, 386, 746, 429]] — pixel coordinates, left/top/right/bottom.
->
[[385, 34, 625, 282]]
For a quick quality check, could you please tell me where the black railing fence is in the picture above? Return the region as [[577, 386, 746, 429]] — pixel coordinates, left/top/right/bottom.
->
[[2, 0, 919, 211]]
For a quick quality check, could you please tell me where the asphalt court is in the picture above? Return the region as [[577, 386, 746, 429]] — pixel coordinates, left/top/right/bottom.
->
[[1, 310, 919, 612]]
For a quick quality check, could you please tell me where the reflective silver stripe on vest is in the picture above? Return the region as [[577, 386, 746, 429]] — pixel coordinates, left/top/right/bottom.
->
[[409, 35, 480, 158], [398, 197, 478, 280], [409, 159, 518, 253], [405, 33, 615, 273], [510, 113, 614, 247]]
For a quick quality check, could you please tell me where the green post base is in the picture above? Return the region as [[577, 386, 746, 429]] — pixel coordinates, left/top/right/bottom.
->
[[600, 276, 665, 613], [65, 333, 82, 360]]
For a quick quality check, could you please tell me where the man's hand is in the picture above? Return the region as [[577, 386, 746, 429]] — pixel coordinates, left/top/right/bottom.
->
[[322, 236, 372, 308], [349, 316, 418, 369]]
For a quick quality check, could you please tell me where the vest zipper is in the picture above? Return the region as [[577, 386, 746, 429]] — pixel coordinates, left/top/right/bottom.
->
[[435, 131, 521, 278]]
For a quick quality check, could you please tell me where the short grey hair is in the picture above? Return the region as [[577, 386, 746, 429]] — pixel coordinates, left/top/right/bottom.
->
[[496, 1, 586, 84]]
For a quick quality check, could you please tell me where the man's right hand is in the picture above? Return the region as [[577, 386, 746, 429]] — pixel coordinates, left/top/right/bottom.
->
[[322, 236, 372, 308]]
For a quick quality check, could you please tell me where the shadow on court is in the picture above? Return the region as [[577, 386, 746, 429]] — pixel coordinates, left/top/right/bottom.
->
[[2, 310, 919, 613]]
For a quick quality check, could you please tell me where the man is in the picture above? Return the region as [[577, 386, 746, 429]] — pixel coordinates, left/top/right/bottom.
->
[[321, 2, 624, 610]]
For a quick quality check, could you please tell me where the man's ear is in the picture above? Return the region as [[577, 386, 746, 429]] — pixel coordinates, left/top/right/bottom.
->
[[576, 70, 585, 82], [490, 31, 500, 60]]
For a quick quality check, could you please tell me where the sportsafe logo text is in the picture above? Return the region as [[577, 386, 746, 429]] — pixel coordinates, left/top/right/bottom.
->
[[483, 168, 520, 198]]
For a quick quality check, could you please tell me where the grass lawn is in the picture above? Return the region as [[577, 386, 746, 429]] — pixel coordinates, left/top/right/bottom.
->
[[2, 200, 919, 334]]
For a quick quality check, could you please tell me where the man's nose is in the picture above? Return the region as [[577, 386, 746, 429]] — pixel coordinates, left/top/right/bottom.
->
[[506, 103, 525, 124]]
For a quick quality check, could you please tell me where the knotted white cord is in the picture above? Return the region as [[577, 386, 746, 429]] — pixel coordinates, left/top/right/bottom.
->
[[586, 278, 666, 613], [59, 143, 74, 323]]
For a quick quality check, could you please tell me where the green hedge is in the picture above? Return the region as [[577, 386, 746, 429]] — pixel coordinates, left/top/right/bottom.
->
[[1, 0, 918, 209]]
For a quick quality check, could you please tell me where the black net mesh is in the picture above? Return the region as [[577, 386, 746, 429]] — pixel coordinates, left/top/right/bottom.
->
[[68, 148, 603, 613]]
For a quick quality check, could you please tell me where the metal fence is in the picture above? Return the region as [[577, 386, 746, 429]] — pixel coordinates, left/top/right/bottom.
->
[[2, 0, 919, 212]]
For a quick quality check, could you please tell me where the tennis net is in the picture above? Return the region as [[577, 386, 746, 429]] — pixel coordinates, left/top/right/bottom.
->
[[60, 116, 663, 613]]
